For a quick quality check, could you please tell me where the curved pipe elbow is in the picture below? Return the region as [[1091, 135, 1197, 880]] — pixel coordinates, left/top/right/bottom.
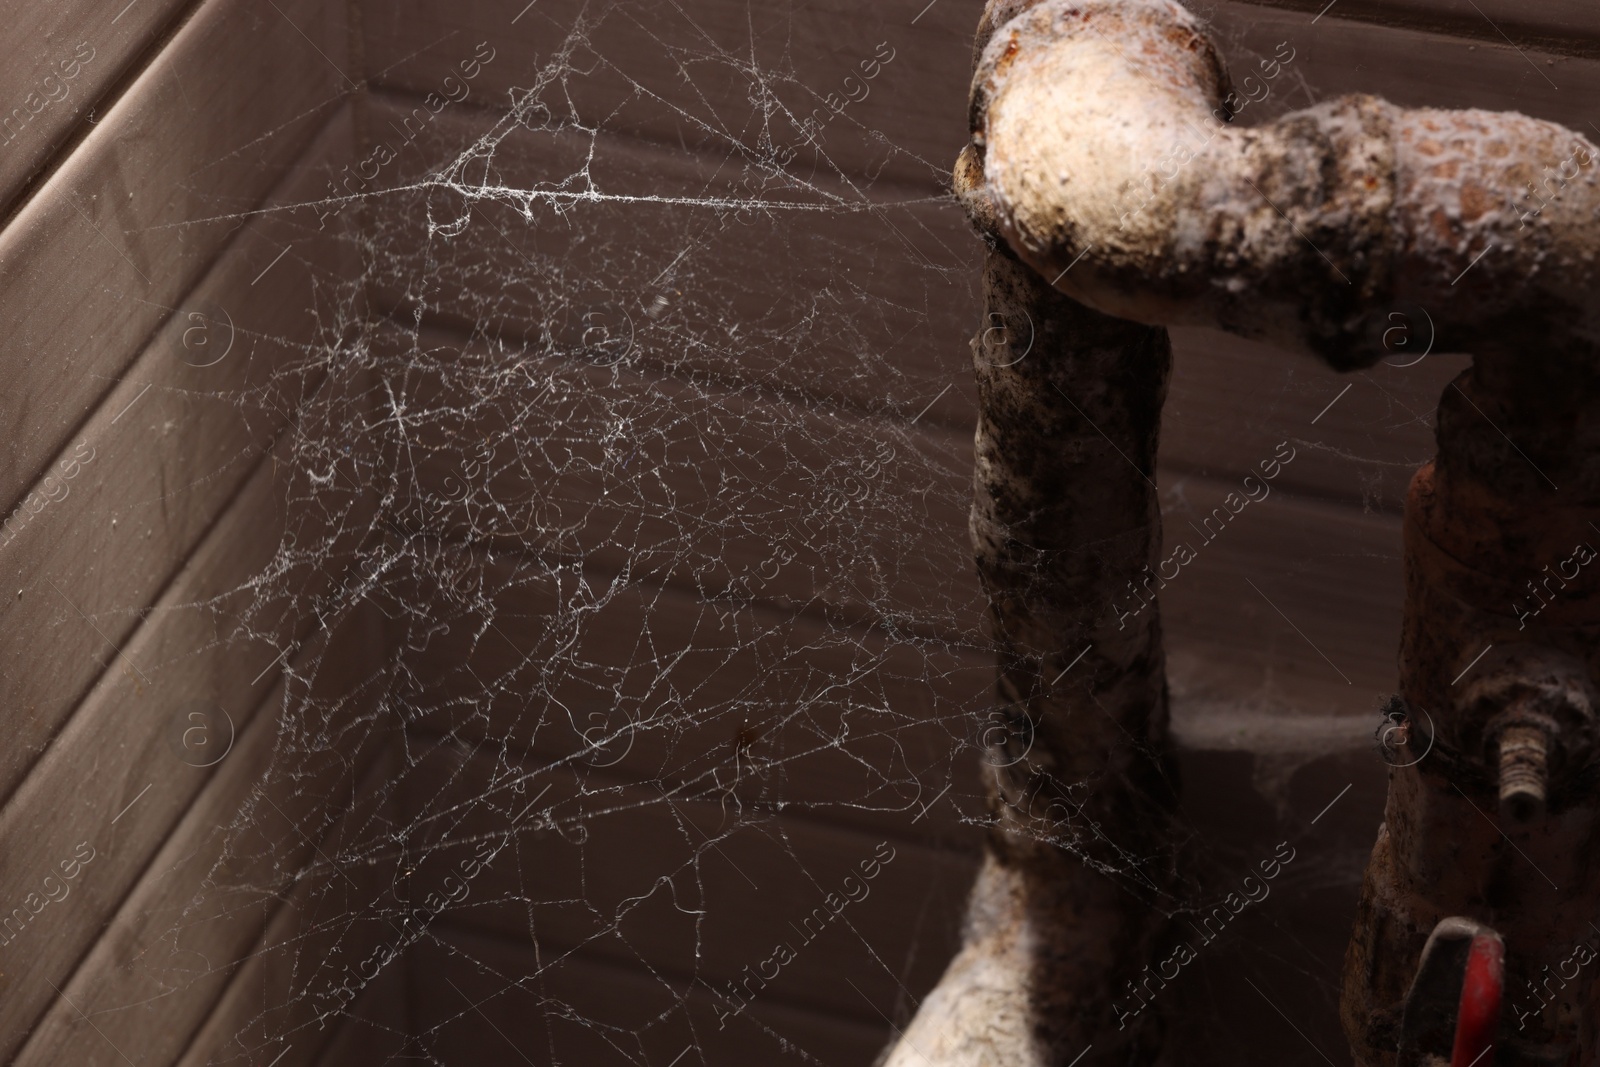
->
[[969, 0, 1600, 369]]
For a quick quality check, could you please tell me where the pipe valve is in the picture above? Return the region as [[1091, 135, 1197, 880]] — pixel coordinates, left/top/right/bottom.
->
[[1460, 646, 1596, 824]]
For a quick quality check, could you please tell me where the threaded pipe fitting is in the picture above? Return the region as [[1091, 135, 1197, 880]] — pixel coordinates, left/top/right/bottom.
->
[[1498, 724, 1549, 823]]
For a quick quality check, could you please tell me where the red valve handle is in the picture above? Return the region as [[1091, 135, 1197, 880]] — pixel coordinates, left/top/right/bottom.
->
[[1450, 933, 1504, 1067]]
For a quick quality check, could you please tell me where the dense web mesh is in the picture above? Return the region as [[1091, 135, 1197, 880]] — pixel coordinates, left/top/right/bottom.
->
[[162, 9, 1002, 1062]]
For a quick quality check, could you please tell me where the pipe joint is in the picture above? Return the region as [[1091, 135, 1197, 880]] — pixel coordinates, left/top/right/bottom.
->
[[1459, 645, 1596, 820]]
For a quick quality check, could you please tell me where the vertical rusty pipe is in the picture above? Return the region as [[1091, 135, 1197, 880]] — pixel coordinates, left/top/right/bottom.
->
[[968, 154, 1180, 1064], [876, 126, 1181, 1067], [1342, 358, 1600, 1065]]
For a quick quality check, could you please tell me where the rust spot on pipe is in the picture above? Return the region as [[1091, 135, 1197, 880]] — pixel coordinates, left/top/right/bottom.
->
[[1459, 180, 1492, 220], [995, 36, 1022, 76]]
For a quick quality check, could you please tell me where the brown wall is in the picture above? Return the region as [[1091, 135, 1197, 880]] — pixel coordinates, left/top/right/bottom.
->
[[0, 2, 392, 1064]]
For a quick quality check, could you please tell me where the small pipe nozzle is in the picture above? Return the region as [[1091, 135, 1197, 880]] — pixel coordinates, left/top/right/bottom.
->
[[1498, 725, 1548, 822]]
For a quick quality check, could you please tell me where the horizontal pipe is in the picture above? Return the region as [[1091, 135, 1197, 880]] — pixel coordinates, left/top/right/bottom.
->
[[971, 0, 1600, 369]]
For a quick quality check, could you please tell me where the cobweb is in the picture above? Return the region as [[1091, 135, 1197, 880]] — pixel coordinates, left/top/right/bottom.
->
[[156, 8, 1003, 1065], [110, 4, 1386, 1065]]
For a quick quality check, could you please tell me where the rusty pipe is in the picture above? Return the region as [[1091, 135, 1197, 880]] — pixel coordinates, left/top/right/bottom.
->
[[879, 154, 1182, 1067], [963, 7, 1600, 1066], [887, 2, 1600, 1065], [1343, 431, 1600, 1064], [970, 0, 1600, 371], [880, 7, 1188, 1065]]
